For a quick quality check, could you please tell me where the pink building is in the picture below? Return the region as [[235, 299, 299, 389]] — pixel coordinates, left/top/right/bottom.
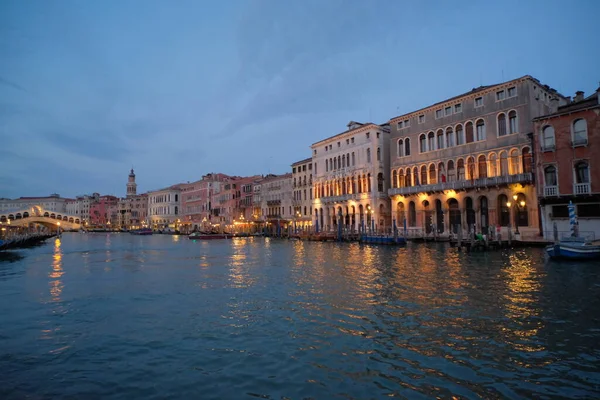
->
[[90, 195, 118, 227], [181, 173, 229, 231]]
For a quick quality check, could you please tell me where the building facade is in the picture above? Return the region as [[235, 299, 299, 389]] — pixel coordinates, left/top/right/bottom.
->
[[291, 158, 313, 231], [90, 195, 119, 227], [253, 173, 294, 234], [388, 75, 567, 238], [66, 193, 100, 224], [147, 185, 182, 231], [533, 87, 600, 240], [1, 194, 68, 214], [181, 173, 230, 231], [311, 121, 391, 233]]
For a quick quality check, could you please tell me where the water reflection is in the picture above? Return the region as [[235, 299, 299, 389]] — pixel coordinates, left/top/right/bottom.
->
[[49, 238, 63, 301], [1, 234, 599, 399], [502, 251, 545, 352]]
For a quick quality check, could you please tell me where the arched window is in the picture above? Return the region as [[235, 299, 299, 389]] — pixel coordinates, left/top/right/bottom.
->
[[405, 168, 412, 187], [366, 148, 371, 163], [466, 157, 476, 180], [392, 170, 397, 188], [420, 165, 428, 185], [367, 173, 372, 192], [428, 132, 435, 151], [478, 155, 487, 178], [398, 139, 404, 157], [377, 147, 381, 161], [544, 165, 557, 186], [465, 122, 474, 143], [398, 169, 405, 188], [456, 124, 464, 145], [498, 113, 507, 136], [522, 147, 532, 173], [408, 201, 416, 227], [573, 119, 588, 145], [498, 194, 509, 226], [429, 164, 437, 184], [457, 159, 465, 180], [377, 173, 384, 192], [419, 134, 427, 153], [476, 119, 486, 141], [448, 198, 461, 232], [446, 127, 454, 147], [437, 129, 445, 150], [499, 151, 509, 176], [489, 153, 498, 177], [412, 167, 419, 186], [352, 152, 355, 165], [575, 161, 590, 184], [508, 111, 518, 134], [542, 126, 555, 150], [447, 160, 455, 182], [338, 155, 341, 169], [438, 162, 445, 183], [397, 202, 405, 225], [509, 149, 519, 174]]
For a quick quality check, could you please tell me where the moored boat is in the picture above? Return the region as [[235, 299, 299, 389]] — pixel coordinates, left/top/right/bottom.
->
[[188, 232, 231, 240], [546, 239, 600, 260], [130, 228, 153, 235]]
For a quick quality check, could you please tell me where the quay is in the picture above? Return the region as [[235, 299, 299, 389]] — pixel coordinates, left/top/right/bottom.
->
[[0, 232, 58, 251]]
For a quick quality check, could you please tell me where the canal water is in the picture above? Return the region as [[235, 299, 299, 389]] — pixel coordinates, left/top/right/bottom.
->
[[1, 233, 599, 399]]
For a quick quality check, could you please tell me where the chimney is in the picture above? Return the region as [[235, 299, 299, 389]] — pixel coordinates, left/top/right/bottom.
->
[[574, 91, 584, 102]]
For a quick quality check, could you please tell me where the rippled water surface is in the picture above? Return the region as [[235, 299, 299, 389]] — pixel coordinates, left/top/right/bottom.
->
[[1, 233, 600, 399]]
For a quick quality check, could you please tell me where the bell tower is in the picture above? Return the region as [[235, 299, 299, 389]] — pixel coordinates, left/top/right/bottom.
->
[[126, 168, 137, 197]]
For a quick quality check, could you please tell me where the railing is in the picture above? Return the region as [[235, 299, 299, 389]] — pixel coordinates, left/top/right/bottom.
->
[[266, 200, 281, 206], [572, 138, 588, 147], [544, 186, 558, 196], [388, 173, 533, 196], [574, 183, 591, 195], [318, 192, 374, 203], [540, 144, 555, 152]]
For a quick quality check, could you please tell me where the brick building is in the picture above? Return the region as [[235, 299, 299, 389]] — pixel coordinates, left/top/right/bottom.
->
[[533, 87, 600, 240]]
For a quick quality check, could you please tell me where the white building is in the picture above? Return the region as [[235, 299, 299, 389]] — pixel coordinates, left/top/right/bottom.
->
[[291, 158, 313, 230], [0, 194, 69, 213], [254, 173, 293, 234], [147, 185, 182, 230], [311, 121, 391, 233]]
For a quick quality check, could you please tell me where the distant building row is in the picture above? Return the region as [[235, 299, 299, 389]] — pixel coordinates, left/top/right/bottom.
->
[[2, 75, 598, 239]]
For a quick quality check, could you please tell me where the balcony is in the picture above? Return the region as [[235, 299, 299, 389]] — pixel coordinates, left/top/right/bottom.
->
[[544, 186, 558, 196], [388, 173, 533, 196], [573, 138, 588, 147], [574, 183, 591, 195], [318, 192, 386, 203], [540, 144, 555, 152], [266, 200, 281, 206]]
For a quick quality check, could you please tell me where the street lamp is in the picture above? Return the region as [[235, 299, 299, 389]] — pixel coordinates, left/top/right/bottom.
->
[[507, 196, 526, 235]]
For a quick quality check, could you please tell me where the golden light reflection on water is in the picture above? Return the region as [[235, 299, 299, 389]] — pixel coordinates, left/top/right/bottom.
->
[[49, 238, 64, 301], [502, 252, 545, 352], [229, 244, 254, 288]]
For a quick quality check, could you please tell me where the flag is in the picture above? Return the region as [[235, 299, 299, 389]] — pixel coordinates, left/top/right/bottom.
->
[[441, 174, 446, 183]]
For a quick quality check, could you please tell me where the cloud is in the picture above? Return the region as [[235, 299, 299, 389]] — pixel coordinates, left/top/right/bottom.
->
[[0, 76, 28, 92]]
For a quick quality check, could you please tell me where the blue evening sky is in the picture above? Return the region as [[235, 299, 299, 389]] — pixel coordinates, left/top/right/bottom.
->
[[1, 0, 598, 198]]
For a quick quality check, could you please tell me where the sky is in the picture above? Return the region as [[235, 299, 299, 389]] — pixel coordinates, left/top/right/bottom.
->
[[1, 0, 598, 199]]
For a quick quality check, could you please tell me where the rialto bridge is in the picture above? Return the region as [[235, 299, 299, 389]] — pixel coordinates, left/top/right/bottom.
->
[[0, 206, 82, 230]]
